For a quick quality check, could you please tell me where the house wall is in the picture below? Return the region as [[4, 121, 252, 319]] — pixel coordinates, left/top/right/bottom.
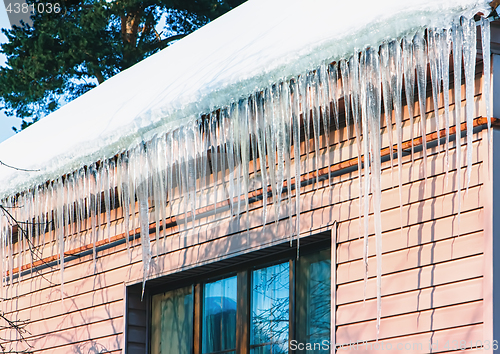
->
[[0, 62, 491, 353]]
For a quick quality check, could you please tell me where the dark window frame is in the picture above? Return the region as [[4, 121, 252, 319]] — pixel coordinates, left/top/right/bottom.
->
[[147, 234, 331, 354]]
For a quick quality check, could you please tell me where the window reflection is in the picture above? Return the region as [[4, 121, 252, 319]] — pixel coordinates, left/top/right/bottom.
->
[[296, 249, 331, 353], [202, 276, 237, 354], [251, 262, 290, 354], [151, 286, 193, 354]]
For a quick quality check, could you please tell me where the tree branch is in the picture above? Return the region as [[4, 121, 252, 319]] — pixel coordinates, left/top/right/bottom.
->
[[148, 33, 187, 51], [0, 161, 39, 172]]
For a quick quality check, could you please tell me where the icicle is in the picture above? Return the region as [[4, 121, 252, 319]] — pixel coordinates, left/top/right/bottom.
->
[[56, 178, 65, 300], [72, 172, 78, 240], [428, 29, 442, 148], [340, 59, 352, 139], [187, 122, 197, 225], [137, 148, 152, 299], [219, 110, 228, 216], [87, 165, 97, 273], [366, 47, 383, 340], [97, 161, 103, 244], [157, 136, 168, 238], [415, 31, 429, 180], [198, 119, 208, 213], [441, 28, 453, 181], [380, 43, 395, 177], [238, 99, 251, 232], [452, 22, 463, 236], [66, 174, 73, 243], [481, 17, 491, 146], [280, 81, 293, 235], [329, 62, 340, 131], [166, 132, 174, 224], [264, 88, 278, 223], [201, 119, 209, 196], [210, 113, 219, 215], [103, 159, 111, 242], [148, 139, 161, 257], [291, 78, 301, 250], [273, 84, 286, 223], [46, 182, 54, 253], [119, 154, 132, 257], [250, 96, 259, 193], [110, 159, 116, 235], [349, 52, 364, 240], [359, 50, 371, 300], [403, 37, 416, 163], [178, 127, 189, 227], [78, 168, 85, 235], [318, 64, 331, 185], [310, 72, 321, 186], [299, 74, 311, 167], [255, 92, 268, 225], [463, 16, 476, 191], [226, 106, 236, 216], [33, 186, 40, 248], [388, 40, 404, 230]]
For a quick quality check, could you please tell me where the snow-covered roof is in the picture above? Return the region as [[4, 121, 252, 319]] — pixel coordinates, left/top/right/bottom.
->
[[0, 0, 490, 198]]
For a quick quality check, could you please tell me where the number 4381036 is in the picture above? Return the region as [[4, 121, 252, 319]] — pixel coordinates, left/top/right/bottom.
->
[[6, 2, 61, 14]]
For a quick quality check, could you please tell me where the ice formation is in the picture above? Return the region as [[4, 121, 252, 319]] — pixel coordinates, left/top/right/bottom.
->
[[0, 0, 493, 342]]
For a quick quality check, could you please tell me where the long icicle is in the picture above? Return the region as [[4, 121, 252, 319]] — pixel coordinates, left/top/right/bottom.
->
[[389, 39, 404, 231], [256, 92, 268, 226], [366, 47, 383, 339], [280, 81, 293, 236], [239, 98, 251, 233], [359, 50, 371, 301], [380, 43, 395, 180], [136, 144, 152, 299], [311, 72, 321, 187], [349, 53, 364, 240], [319, 64, 331, 185], [340, 59, 352, 140], [291, 78, 302, 252], [481, 17, 492, 147], [452, 22, 463, 236], [415, 31, 429, 181], [463, 16, 476, 191], [441, 28, 453, 182], [403, 37, 416, 163], [428, 29, 442, 150]]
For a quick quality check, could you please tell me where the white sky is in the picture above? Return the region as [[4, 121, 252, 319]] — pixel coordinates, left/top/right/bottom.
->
[[0, 2, 18, 143]]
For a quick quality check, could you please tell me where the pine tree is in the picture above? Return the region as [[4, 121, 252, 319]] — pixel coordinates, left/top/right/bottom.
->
[[0, 0, 246, 130]]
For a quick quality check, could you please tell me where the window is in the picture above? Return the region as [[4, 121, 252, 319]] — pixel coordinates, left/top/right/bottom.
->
[[251, 262, 290, 354], [150, 244, 330, 354], [203, 276, 237, 354], [151, 286, 194, 354]]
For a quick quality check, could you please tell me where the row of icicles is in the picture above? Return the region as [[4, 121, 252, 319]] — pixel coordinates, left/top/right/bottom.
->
[[0, 15, 491, 339]]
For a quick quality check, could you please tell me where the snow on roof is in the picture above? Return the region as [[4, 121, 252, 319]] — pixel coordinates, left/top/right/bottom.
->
[[0, 0, 490, 198]]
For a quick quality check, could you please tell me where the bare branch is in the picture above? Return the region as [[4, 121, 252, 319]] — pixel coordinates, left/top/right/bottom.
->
[[0, 161, 39, 172]]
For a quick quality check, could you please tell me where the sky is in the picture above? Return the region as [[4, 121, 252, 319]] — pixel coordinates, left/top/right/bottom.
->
[[0, 2, 18, 143]]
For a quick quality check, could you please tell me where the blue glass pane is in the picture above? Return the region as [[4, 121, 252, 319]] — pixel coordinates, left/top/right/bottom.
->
[[306, 260, 330, 352], [251, 262, 289, 353], [202, 276, 237, 354]]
